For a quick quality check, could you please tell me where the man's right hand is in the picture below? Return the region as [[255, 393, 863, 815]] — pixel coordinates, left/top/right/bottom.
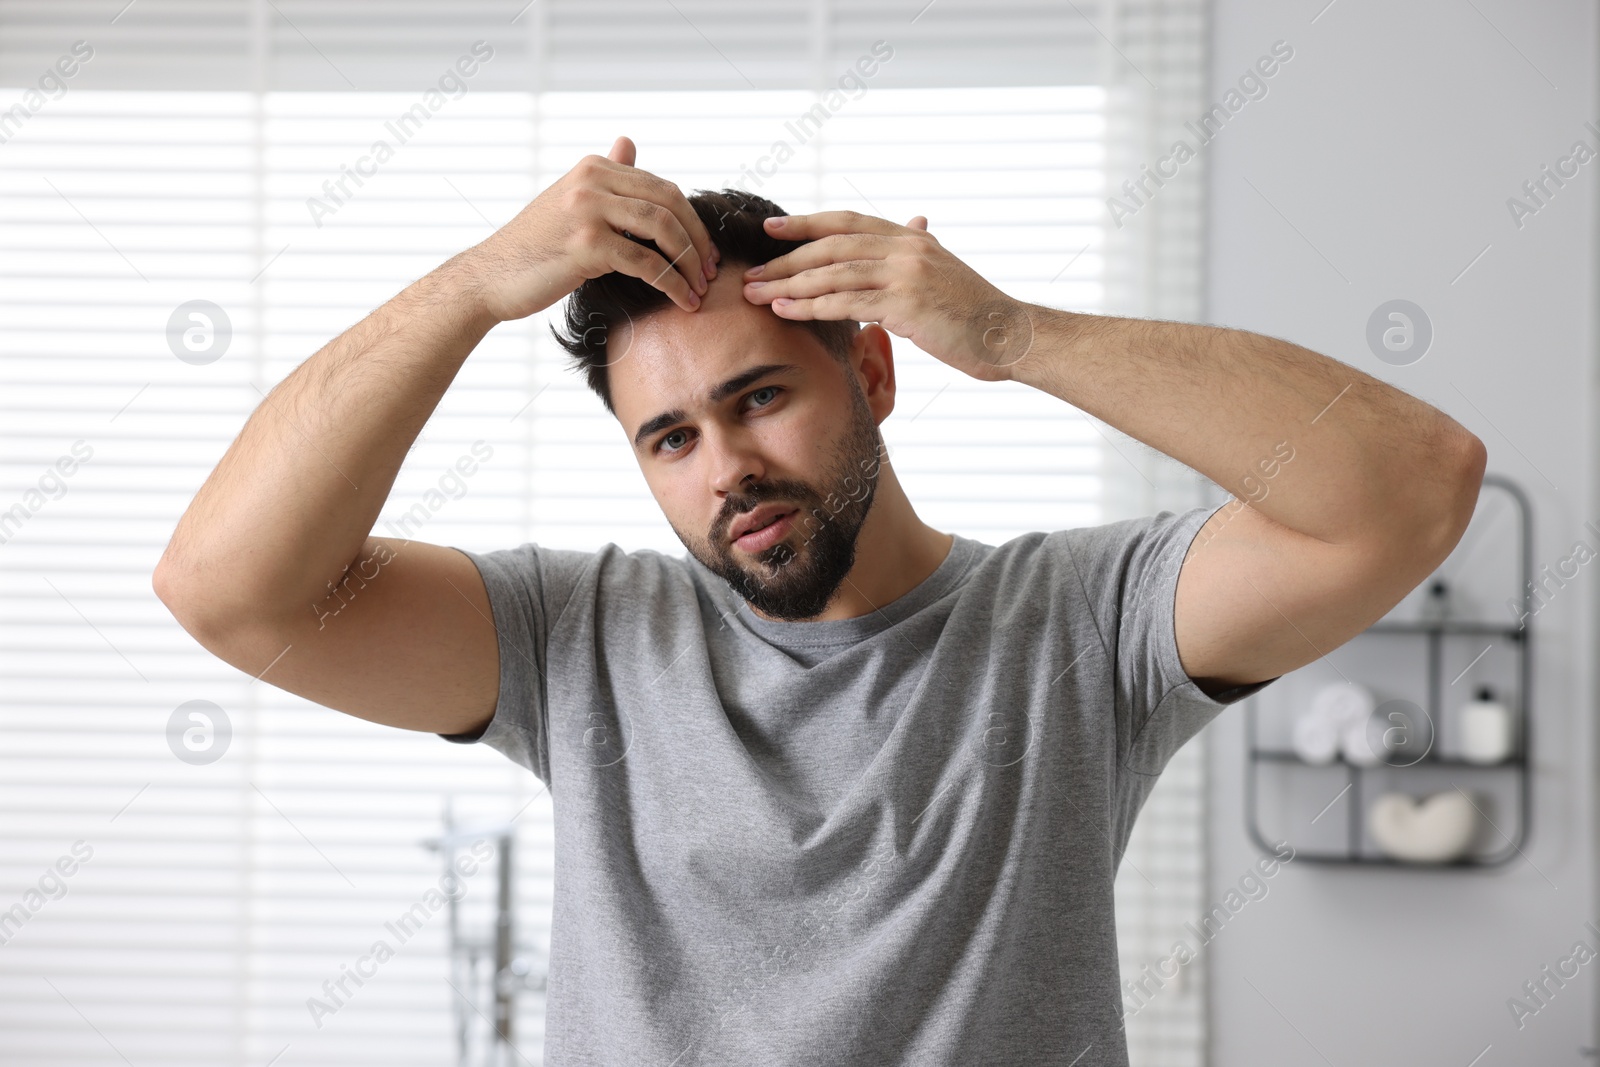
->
[[156, 140, 721, 740], [463, 135, 719, 323]]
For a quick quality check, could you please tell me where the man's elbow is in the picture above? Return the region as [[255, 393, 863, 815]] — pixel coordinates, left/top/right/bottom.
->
[[153, 557, 250, 651], [1418, 428, 1488, 565], [154, 562, 286, 680], [153, 561, 217, 647]]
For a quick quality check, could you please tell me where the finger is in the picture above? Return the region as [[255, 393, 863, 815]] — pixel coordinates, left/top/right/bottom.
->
[[908, 215, 928, 230], [607, 135, 636, 168], [600, 163, 717, 291], [603, 195, 709, 299], [743, 232, 895, 283], [598, 230, 701, 312], [762, 209, 908, 242], [742, 259, 890, 304], [767, 289, 886, 323]]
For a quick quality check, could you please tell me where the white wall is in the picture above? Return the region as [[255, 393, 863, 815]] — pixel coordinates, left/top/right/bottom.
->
[[1203, 1, 1597, 1063]]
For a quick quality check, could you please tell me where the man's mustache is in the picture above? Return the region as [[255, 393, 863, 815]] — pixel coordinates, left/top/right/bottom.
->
[[715, 481, 817, 543]]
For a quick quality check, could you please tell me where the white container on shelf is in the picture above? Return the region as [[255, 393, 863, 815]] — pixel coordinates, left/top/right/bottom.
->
[[1459, 685, 1514, 764]]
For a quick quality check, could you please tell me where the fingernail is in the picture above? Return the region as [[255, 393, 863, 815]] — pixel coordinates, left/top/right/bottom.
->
[[767, 216, 787, 229], [773, 297, 793, 308], [746, 280, 766, 289], [688, 290, 700, 308], [745, 264, 764, 278]]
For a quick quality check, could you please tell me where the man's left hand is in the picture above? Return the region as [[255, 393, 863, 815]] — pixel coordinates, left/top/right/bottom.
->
[[740, 210, 1033, 382]]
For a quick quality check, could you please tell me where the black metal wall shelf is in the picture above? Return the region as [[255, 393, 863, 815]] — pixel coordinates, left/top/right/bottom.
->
[[1244, 473, 1533, 868]]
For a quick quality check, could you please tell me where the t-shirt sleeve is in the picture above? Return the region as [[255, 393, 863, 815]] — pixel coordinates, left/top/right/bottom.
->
[[435, 541, 597, 788], [1062, 500, 1280, 778]]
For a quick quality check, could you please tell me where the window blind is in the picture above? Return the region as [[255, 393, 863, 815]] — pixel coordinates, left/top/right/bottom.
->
[[0, 3, 1216, 1065], [1, 0, 1127, 92]]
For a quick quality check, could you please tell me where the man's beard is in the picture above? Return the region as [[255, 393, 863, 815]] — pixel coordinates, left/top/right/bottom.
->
[[674, 384, 883, 622]]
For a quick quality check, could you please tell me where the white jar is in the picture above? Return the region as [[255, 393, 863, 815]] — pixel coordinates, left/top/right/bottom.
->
[[1460, 685, 1514, 764]]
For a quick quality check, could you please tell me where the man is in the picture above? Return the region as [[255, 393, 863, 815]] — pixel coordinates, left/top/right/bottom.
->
[[154, 136, 1486, 1065]]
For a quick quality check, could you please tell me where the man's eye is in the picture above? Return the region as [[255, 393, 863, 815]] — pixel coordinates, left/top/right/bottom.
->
[[660, 429, 689, 453], [748, 386, 780, 407]]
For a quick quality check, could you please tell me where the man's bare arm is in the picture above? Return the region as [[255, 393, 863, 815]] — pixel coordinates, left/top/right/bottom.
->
[[1011, 309, 1485, 691], [736, 210, 1486, 692], [153, 136, 719, 735], [152, 258, 502, 734]]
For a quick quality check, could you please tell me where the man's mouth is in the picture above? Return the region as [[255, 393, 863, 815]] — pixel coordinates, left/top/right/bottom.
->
[[729, 506, 800, 551]]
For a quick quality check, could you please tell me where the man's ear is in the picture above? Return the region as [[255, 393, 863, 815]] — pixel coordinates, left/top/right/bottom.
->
[[850, 324, 895, 422]]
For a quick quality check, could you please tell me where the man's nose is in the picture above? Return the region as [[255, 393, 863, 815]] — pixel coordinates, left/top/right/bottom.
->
[[704, 425, 766, 497]]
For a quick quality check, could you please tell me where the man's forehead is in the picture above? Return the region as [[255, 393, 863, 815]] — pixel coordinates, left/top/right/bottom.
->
[[610, 304, 822, 421]]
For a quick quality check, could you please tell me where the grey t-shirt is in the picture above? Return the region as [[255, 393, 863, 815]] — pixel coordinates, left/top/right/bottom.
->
[[443, 501, 1274, 1066]]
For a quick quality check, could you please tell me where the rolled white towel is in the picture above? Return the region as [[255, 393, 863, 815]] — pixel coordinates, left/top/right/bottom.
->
[[1341, 707, 1399, 766], [1291, 708, 1340, 764], [1290, 682, 1379, 763]]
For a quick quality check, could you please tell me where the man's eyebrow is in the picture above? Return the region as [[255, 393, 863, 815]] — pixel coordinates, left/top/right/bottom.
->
[[632, 363, 801, 450]]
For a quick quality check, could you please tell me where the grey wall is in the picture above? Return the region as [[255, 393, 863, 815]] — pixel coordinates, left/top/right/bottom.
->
[[1202, 1, 1598, 1064]]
